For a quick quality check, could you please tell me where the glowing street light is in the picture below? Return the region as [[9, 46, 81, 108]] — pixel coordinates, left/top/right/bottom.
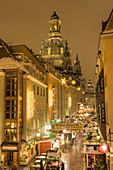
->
[[77, 87, 81, 91], [71, 80, 76, 85], [97, 135, 100, 140], [61, 78, 67, 85], [36, 132, 40, 137], [63, 129, 66, 133], [82, 91, 85, 94]]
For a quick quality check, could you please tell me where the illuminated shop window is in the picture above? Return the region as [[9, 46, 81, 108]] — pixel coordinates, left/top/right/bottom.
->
[[11, 129, 16, 135], [11, 123, 17, 128], [5, 129, 10, 135], [5, 122, 10, 128], [11, 136, 16, 142]]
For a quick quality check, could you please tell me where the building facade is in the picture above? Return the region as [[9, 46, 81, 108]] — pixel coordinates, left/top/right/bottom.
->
[[0, 11, 86, 167], [40, 11, 85, 119], [95, 10, 113, 169], [86, 79, 96, 113], [0, 41, 47, 166]]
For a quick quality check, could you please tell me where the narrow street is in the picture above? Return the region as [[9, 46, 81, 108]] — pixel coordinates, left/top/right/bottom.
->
[[17, 132, 85, 170], [62, 132, 85, 170]]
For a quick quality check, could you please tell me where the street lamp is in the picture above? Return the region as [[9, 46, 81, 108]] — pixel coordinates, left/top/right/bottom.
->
[[71, 80, 76, 85], [60, 78, 67, 85], [77, 87, 81, 91], [36, 132, 40, 137], [82, 91, 85, 94], [63, 129, 66, 133], [97, 135, 100, 140]]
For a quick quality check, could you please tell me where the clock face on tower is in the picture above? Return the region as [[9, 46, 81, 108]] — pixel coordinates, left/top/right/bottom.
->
[[69, 76, 72, 81]]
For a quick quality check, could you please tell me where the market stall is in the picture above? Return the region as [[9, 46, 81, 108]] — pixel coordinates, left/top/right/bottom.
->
[[45, 148, 63, 170]]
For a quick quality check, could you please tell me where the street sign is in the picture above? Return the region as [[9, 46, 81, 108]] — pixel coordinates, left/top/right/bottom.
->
[[55, 123, 83, 131]]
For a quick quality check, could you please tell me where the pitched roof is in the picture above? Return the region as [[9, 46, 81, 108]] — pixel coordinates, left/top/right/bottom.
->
[[11, 45, 47, 72], [0, 39, 17, 60], [102, 9, 113, 32]]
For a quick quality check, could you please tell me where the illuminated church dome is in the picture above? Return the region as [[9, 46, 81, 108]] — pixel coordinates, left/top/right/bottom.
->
[[40, 11, 71, 69]]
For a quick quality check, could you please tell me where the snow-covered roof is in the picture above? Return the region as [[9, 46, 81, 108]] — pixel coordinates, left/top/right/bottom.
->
[[0, 57, 28, 72]]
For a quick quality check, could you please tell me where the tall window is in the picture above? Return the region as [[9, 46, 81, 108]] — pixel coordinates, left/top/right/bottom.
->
[[4, 70, 23, 142], [5, 100, 17, 119], [37, 87, 39, 95], [40, 88, 42, 96], [43, 89, 45, 97], [4, 122, 17, 142], [5, 71, 17, 97]]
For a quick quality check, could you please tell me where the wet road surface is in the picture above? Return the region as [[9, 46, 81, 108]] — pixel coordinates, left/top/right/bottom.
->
[[17, 132, 85, 170], [62, 132, 84, 170]]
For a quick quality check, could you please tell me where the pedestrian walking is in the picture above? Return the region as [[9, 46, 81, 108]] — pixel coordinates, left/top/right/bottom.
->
[[61, 161, 64, 170], [40, 159, 43, 170]]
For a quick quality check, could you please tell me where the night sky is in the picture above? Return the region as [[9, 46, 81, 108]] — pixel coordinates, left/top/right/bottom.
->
[[0, 0, 113, 85]]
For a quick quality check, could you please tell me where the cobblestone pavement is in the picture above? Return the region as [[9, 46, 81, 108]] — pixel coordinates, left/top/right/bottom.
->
[[61, 132, 85, 170]]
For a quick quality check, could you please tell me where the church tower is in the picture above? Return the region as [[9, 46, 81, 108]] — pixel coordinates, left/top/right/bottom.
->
[[73, 54, 82, 77], [49, 10, 62, 38], [40, 11, 71, 70]]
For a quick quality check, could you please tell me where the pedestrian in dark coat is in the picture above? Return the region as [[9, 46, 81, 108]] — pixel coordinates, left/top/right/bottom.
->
[[61, 161, 64, 170], [40, 159, 43, 170]]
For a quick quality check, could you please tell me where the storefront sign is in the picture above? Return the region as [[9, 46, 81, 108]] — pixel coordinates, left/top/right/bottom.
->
[[2, 146, 18, 151], [55, 123, 83, 131]]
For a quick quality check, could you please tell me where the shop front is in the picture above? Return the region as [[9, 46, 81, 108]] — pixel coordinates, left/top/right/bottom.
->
[[1, 142, 19, 166], [1, 139, 38, 166], [19, 139, 38, 165]]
